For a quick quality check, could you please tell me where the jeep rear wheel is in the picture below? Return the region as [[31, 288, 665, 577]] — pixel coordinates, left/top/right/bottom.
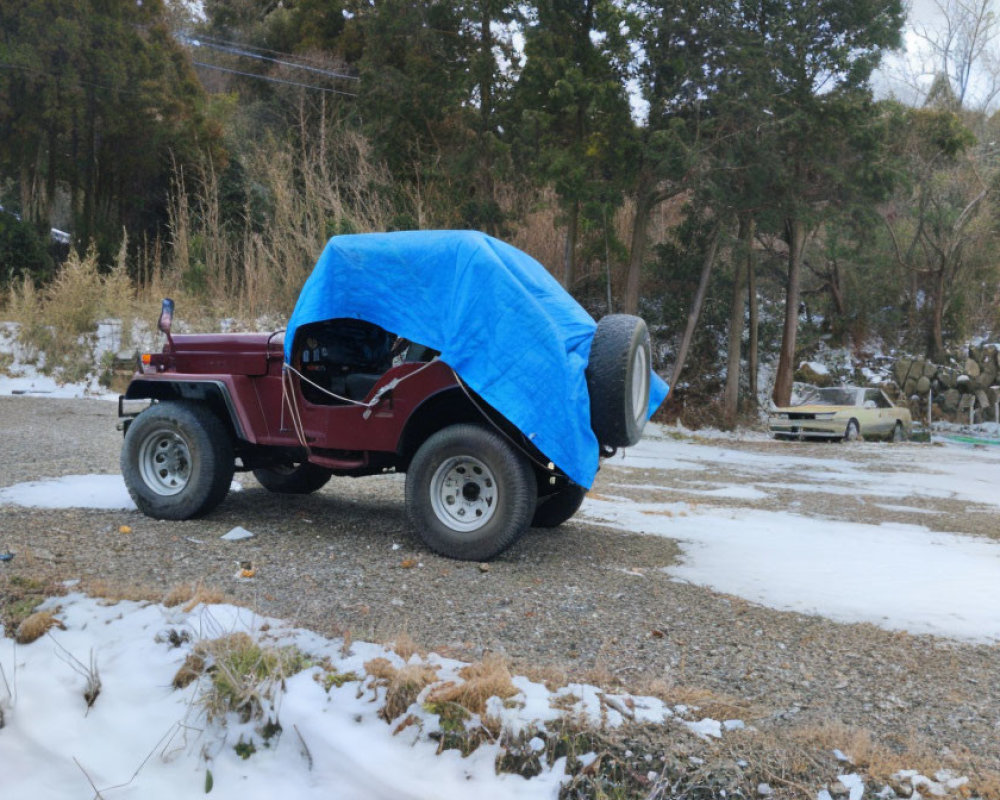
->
[[253, 462, 332, 494], [405, 424, 537, 561], [532, 483, 587, 528], [586, 314, 652, 448], [121, 401, 234, 520]]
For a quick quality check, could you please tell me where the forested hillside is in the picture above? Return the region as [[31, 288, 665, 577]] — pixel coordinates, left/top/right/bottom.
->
[[3, 0, 1000, 423]]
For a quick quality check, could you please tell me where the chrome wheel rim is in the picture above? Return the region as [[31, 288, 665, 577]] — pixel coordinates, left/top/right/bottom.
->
[[138, 427, 191, 496], [429, 455, 498, 532], [631, 346, 650, 424]]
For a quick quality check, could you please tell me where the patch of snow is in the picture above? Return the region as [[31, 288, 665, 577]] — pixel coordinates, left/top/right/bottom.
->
[[0, 475, 244, 510], [221, 526, 254, 541], [0, 594, 733, 800], [801, 361, 829, 375], [0, 474, 135, 509], [0, 322, 117, 400], [582, 496, 1000, 642]]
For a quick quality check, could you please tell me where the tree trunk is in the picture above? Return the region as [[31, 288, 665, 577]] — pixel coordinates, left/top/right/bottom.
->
[[82, 84, 97, 245], [624, 169, 655, 314], [723, 216, 753, 426], [19, 163, 32, 225], [669, 222, 722, 389], [929, 265, 947, 361], [45, 122, 57, 225], [563, 199, 579, 288], [747, 243, 759, 409], [478, 12, 496, 235], [772, 218, 808, 407]]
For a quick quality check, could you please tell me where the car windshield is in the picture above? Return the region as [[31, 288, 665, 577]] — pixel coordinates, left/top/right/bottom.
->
[[795, 387, 857, 407]]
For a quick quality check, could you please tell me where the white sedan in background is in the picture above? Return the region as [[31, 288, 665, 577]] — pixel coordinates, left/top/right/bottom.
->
[[769, 386, 911, 442]]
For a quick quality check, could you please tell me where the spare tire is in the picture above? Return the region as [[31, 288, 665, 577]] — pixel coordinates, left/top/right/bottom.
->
[[586, 314, 651, 448]]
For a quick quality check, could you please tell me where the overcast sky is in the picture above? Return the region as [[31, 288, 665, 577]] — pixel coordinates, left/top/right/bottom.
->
[[875, 0, 1000, 110]]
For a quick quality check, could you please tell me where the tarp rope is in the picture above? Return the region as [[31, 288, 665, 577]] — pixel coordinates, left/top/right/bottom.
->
[[280, 358, 441, 453]]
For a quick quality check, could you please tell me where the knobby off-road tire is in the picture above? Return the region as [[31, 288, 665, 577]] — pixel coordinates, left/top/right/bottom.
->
[[586, 314, 652, 448], [121, 401, 235, 520], [406, 424, 537, 561], [531, 483, 587, 528], [253, 463, 332, 494]]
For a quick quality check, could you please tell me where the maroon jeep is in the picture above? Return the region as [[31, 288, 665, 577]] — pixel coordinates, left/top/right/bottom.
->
[[119, 234, 661, 560]]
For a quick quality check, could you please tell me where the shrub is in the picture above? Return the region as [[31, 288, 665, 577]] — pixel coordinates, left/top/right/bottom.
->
[[4, 241, 137, 381], [0, 213, 52, 287]]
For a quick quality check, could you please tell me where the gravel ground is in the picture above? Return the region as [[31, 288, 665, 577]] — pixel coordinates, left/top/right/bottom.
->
[[2, 395, 1000, 787]]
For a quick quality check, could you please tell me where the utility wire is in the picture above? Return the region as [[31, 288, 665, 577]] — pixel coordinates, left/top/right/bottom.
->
[[183, 30, 349, 73], [182, 35, 359, 82], [191, 61, 358, 96], [1, 58, 357, 99]]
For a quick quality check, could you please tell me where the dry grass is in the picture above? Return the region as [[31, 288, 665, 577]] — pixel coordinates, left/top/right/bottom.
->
[[386, 632, 422, 662], [162, 582, 226, 611], [172, 652, 207, 690], [656, 685, 758, 723], [715, 721, 1000, 800], [0, 573, 66, 634], [77, 578, 162, 606], [518, 662, 571, 693], [425, 653, 520, 717], [151, 116, 397, 323], [779, 722, 1000, 797], [15, 609, 66, 644], [364, 656, 440, 723], [4, 242, 138, 381]]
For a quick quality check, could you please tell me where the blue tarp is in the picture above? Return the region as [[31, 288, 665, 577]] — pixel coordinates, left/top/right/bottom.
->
[[285, 230, 668, 488]]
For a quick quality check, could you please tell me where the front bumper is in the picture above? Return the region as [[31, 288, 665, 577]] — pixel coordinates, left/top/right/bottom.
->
[[768, 419, 843, 439]]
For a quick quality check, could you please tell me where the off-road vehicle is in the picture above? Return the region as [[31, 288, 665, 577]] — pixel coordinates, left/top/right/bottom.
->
[[119, 231, 666, 560]]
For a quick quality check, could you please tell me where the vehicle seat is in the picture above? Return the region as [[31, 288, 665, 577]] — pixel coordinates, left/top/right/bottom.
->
[[345, 372, 382, 401], [297, 319, 394, 405]]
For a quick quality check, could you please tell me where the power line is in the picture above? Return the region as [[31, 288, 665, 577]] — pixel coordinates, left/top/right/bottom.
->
[[182, 35, 359, 82], [0, 58, 357, 99], [182, 31, 355, 75], [191, 61, 358, 96]]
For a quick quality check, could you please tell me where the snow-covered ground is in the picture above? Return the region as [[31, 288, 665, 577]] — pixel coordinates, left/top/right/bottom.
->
[[588, 427, 1000, 643], [2, 360, 997, 796], [0, 321, 119, 400], [0, 594, 731, 800]]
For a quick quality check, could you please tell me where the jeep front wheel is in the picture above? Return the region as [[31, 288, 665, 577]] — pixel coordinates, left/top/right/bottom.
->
[[121, 401, 234, 520], [405, 424, 537, 560]]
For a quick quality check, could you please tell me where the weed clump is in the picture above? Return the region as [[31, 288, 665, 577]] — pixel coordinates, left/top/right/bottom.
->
[[174, 631, 310, 723], [14, 609, 65, 644], [424, 653, 519, 717], [364, 657, 440, 723]]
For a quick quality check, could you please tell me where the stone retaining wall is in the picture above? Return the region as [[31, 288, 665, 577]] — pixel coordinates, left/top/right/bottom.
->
[[895, 344, 1000, 422]]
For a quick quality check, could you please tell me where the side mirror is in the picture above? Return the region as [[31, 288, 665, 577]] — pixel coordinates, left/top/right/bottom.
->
[[158, 298, 174, 335], [158, 298, 175, 349]]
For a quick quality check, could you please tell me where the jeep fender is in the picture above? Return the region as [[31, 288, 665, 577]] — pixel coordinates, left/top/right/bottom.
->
[[122, 376, 264, 442]]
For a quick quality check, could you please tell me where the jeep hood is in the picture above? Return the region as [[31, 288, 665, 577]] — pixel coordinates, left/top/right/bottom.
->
[[284, 230, 667, 488]]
